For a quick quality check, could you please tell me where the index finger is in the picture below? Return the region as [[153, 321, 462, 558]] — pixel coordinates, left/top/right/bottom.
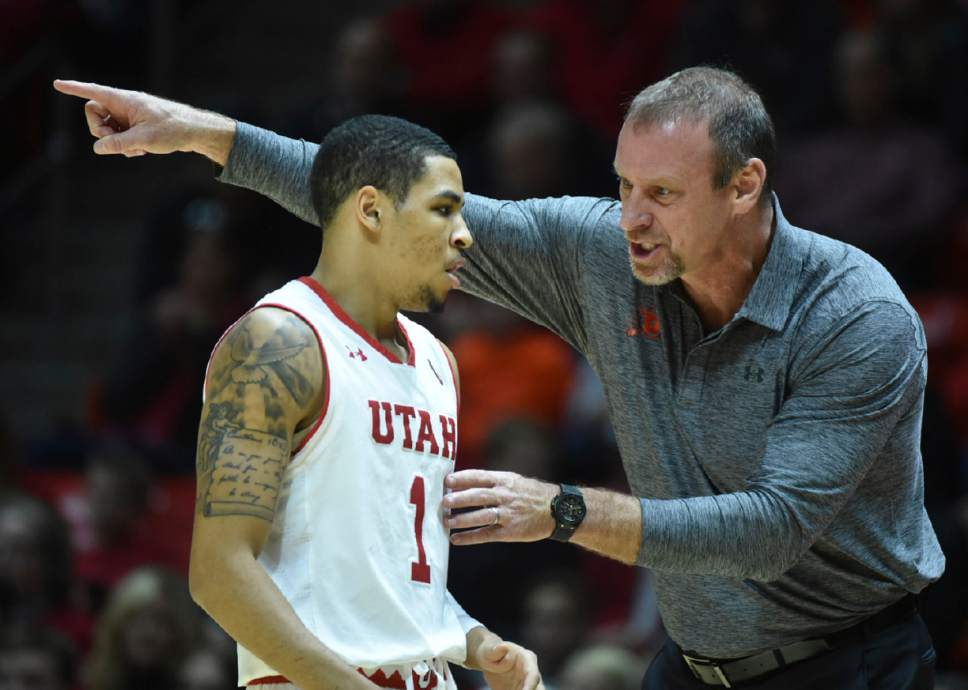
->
[[53, 79, 124, 104], [445, 469, 500, 490]]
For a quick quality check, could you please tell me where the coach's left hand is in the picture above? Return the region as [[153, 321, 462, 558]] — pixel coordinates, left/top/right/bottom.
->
[[444, 470, 556, 545]]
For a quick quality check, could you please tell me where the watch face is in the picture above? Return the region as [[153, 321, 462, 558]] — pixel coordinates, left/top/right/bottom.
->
[[557, 494, 586, 526]]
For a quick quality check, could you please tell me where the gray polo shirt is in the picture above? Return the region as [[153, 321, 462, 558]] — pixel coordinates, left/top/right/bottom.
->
[[219, 123, 944, 658]]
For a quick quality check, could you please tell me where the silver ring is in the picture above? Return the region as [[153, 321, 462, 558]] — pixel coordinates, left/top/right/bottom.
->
[[491, 507, 500, 527]]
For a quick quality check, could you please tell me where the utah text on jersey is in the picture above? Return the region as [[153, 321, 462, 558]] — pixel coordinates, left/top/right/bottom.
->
[[369, 400, 457, 460]]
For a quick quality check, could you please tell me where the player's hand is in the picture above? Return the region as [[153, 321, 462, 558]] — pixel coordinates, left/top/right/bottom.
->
[[443, 470, 556, 545], [477, 639, 545, 690], [52, 79, 235, 164]]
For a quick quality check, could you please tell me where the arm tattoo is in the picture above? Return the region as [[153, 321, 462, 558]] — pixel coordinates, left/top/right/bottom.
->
[[227, 314, 315, 408], [196, 399, 289, 520], [202, 426, 286, 520], [196, 310, 319, 522]]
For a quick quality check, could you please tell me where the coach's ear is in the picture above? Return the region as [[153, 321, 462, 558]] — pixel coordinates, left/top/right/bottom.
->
[[731, 158, 767, 215], [356, 185, 384, 239]]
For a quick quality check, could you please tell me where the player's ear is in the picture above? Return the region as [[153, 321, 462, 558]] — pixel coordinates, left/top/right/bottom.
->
[[356, 185, 383, 237]]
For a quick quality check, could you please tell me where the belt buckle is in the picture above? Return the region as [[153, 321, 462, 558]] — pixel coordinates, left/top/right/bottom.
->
[[682, 654, 733, 688]]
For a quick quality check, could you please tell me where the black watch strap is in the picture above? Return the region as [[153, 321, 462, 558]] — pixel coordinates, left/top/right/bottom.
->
[[550, 483, 586, 542]]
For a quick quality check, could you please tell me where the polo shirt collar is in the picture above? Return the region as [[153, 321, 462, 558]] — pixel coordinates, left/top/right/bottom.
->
[[735, 194, 803, 332]]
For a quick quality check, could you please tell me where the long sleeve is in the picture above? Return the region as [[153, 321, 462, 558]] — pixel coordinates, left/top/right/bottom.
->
[[217, 122, 620, 352], [218, 122, 319, 226]]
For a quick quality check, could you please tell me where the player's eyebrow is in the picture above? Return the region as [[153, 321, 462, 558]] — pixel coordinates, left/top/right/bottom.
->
[[433, 190, 464, 206]]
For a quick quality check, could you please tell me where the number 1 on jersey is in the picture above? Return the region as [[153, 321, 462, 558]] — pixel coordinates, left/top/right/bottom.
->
[[410, 475, 431, 584]]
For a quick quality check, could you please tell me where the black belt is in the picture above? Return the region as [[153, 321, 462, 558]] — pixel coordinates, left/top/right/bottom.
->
[[680, 595, 918, 688]]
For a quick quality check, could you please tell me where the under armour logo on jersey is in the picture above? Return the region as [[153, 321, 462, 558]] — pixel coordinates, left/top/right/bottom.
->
[[427, 359, 444, 385], [744, 363, 765, 383], [346, 346, 368, 361]]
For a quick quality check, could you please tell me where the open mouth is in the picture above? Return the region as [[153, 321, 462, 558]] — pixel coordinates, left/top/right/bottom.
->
[[630, 241, 662, 261]]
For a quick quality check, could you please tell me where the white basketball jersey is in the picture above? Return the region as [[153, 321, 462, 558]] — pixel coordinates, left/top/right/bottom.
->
[[226, 277, 469, 685]]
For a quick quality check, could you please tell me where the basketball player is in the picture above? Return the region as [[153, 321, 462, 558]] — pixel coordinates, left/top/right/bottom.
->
[[73, 109, 542, 689]]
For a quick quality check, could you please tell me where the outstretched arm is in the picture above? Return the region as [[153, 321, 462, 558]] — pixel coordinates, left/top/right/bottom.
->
[[53, 79, 608, 347], [53, 79, 236, 163], [53, 79, 320, 225]]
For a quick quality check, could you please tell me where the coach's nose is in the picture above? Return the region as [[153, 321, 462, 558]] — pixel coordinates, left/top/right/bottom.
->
[[619, 200, 654, 240]]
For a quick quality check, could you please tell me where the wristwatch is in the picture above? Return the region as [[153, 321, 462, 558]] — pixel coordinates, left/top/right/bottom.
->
[[550, 484, 586, 542]]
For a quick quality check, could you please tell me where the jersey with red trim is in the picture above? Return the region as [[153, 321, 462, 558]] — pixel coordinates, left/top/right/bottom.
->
[[221, 277, 467, 684]]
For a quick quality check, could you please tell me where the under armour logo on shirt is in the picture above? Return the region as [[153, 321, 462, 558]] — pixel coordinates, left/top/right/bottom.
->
[[346, 346, 368, 361], [744, 363, 764, 382]]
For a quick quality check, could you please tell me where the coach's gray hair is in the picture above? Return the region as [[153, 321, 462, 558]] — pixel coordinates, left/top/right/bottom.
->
[[625, 67, 775, 200]]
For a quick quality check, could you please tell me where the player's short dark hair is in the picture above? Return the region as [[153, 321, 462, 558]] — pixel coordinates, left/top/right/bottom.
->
[[625, 67, 776, 202], [310, 115, 457, 232]]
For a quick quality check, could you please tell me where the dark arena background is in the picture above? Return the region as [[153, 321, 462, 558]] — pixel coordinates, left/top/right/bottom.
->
[[1, 1, 966, 689]]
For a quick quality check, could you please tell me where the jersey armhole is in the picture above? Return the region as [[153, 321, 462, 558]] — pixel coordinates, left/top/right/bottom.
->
[[259, 303, 331, 454], [437, 339, 461, 416], [203, 303, 331, 455]]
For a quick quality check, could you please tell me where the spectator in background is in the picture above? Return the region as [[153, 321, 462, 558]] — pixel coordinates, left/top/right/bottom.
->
[[0, 0, 63, 184], [921, 490, 968, 672], [0, 626, 77, 690], [485, 103, 579, 201], [383, 0, 512, 141], [85, 567, 201, 690], [0, 411, 20, 490], [289, 16, 409, 142], [93, 197, 246, 469], [0, 492, 92, 653], [525, 0, 684, 137], [467, 417, 638, 640], [874, 0, 968, 158], [449, 301, 576, 464], [484, 419, 557, 480], [558, 644, 646, 690], [490, 31, 557, 108], [776, 28, 964, 288], [447, 420, 578, 670], [59, 444, 177, 608], [176, 648, 237, 690], [520, 576, 591, 689], [671, 0, 842, 134]]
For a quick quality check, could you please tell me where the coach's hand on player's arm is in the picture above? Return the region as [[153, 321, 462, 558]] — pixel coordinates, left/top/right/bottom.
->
[[465, 627, 545, 690], [52, 79, 236, 164], [444, 470, 643, 564]]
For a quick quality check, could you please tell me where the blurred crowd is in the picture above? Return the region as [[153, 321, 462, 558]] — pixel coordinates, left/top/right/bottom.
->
[[2, 0, 967, 689]]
